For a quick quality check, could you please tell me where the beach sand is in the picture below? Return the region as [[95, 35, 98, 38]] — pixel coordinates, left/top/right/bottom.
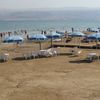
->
[[0, 42, 100, 100]]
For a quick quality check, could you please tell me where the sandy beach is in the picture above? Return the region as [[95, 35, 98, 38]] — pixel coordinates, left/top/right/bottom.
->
[[0, 41, 100, 100], [1, 0, 100, 99]]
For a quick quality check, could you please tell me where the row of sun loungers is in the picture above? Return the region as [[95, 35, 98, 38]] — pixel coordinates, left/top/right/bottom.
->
[[19, 48, 58, 60], [0, 48, 58, 62], [0, 47, 100, 63]]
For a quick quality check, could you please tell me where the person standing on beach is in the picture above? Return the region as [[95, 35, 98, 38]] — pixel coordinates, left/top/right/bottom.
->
[[25, 30, 27, 35], [44, 30, 47, 34], [71, 27, 74, 32], [27, 34, 29, 39], [14, 31, 17, 35], [8, 32, 11, 36], [65, 31, 68, 38], [0, 33, 3, 38], [41, 30, 44, 34]]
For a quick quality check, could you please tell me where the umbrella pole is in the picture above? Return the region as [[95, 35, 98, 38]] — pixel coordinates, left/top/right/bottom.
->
[[39, 42, 42, 50], [61, 36, 63, 42], [96, 39, 98, 49], [78, 37, 81, 48], [51, 38, 53, 47]]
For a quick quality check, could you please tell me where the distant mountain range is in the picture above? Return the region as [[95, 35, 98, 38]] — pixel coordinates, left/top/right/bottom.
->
[[0, 8, 100, 21]]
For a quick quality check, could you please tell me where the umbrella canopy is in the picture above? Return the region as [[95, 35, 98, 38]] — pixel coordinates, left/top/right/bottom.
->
[[87, 33, 100, 40], [46, 32, 61, 39], [28, 34, 47, 41], [3, 35, 24, 43], [69, 32, 85, 37], [56, 31, 64, 35], [28, 34, 47, 50]]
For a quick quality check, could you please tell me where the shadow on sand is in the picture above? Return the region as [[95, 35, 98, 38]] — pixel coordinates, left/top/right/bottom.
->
[[12, 56, 50, 61], [69, 59, 92, 64], [12, 57, 31, 61], [58, 53, 74, 56]]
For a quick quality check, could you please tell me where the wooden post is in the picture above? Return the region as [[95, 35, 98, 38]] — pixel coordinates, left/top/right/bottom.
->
[[39, 42, 42, 50]]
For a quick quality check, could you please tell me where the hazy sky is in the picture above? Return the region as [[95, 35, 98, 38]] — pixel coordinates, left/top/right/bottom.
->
[[0, 0, 100, 10]]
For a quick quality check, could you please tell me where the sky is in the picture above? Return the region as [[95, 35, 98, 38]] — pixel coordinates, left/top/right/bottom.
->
[[0, 0, 100, 10]]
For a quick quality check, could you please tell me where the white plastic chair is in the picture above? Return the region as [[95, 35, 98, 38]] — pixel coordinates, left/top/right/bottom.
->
[[31, 51, 39, 58], [73, 50, 82, 56], [0, 53, 9, 62]]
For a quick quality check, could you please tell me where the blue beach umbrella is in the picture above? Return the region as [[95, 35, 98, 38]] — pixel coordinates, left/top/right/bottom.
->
[[28, 34, 47, 50], [69, 31, 85, 37], [3, 35, 24, 43], [87, 33, 100, 48], [69, 32, 85, 47], [46, 32, 61, 47], [56, 31, 65, 35], [28, 34, 47, 41], [46, 32, 61, 39], [87, 33, 100, 40]]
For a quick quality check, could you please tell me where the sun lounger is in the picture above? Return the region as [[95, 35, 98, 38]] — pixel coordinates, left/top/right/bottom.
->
[[85, 53, 99, 62], [31, 51, 39, 58], [0, 53, 9, 62], [73, 50, 82, 56], [47, 48, 58, 56], [68, 47, 82, 56], [38, 48, 58, 57], [23, 53, 32, 60], [38, 49, 52, 57]]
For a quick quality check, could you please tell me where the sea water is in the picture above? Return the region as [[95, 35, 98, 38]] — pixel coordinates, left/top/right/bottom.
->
[[0, 19, 100, 33]]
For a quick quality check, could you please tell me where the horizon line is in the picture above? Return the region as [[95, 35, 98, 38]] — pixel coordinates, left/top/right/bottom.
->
[[1, 7, 100, 11]]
